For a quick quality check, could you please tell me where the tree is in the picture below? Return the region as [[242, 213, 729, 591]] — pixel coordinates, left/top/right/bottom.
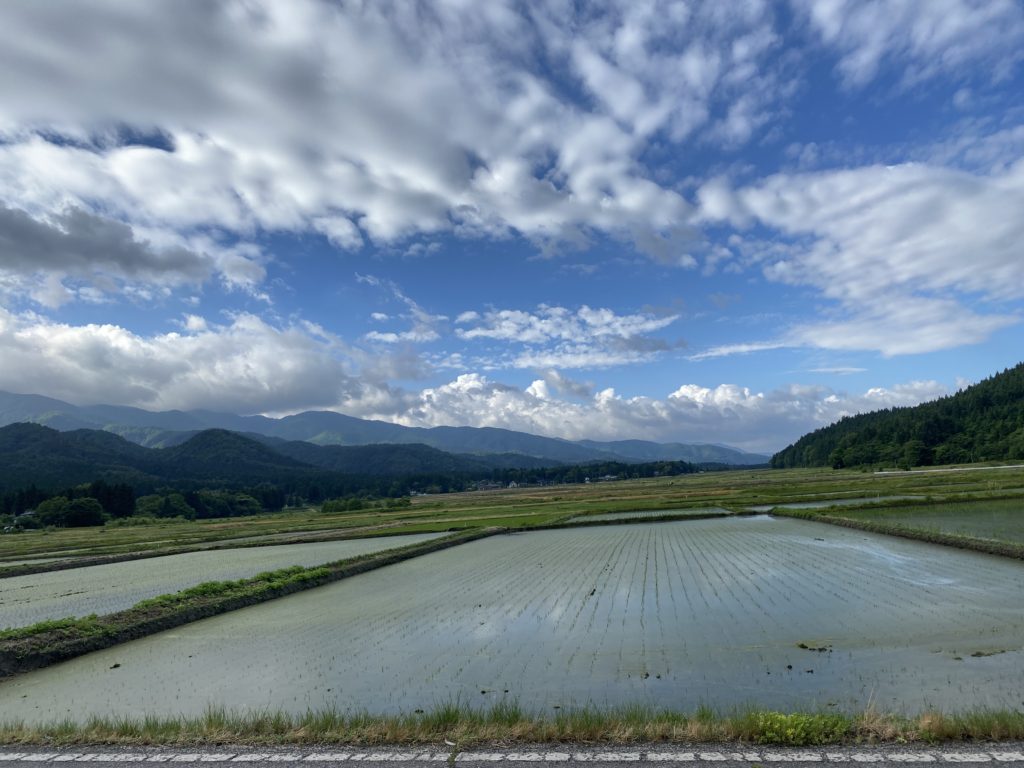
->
[[35, 496, 70, 526], [65, 497, 105, 527]]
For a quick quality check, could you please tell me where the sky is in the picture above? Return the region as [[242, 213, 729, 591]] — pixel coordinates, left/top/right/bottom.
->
[[0, 0, 1022, 454]]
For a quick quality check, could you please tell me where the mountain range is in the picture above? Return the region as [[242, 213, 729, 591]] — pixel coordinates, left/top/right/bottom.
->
[[0, 390, 769, 466], [0, 422, 525, 492]]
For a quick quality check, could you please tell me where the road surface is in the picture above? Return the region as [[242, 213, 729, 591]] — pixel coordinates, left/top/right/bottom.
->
[[2, 746, 1024, 766]]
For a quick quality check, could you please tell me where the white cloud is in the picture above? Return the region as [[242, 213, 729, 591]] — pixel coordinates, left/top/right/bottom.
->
[[0, 306, 364, 414], [0, 0, 803, 278], [697, 158, 1024, 356], [792, 0, 1024, 88], [382, 372, 949, 453], [364, 328, 441, 345], [0, 304, 953, 452], [0, 203, 258, 307], [456, 304, 681, 369], [458, 304, 678, 343], [358, 274, 447, 346]]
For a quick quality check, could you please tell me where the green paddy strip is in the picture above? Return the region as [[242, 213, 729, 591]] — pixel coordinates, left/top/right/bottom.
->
[[0, 528, 499, 678], [772, 508, 1024, 560], [0, 704, 1022, 747]]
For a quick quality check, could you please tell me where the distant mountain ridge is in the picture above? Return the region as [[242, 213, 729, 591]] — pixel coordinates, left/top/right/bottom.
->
[[0, 390, 769, 465], [0, 423, 553, 494], [771, 362, 1024, 469]]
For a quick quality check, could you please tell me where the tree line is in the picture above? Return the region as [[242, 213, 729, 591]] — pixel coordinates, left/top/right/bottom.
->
[[771, 362, 1024, 469]]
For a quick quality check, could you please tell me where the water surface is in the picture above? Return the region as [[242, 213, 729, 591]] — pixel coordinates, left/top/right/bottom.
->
[[0, 533, 444, 629], [0, 518, 1021, 722]]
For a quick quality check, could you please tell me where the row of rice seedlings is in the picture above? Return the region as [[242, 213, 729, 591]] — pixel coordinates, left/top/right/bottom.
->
[[0, 533, 444, 630], [3, 519, 1022, 722]]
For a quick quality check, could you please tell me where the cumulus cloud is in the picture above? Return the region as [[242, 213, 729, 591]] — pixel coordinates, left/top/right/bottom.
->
[[383, 373, 949, 453], [0, 304, 952, 451], [792, 0, 1024, 87], [0, 307, 366, 414], [696, 158, 1024, 356]]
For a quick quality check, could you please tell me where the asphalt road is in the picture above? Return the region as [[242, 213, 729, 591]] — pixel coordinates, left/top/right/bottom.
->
[[2, 745, 1024, 766]]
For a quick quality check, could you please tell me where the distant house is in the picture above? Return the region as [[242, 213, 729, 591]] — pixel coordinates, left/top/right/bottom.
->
[[474, 481, 504, 491]]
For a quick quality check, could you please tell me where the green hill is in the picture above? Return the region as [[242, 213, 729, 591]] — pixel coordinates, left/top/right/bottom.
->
[[0, 424, 551, 496], [771, 362, 1024, 469], [0, 423, 159, 488]]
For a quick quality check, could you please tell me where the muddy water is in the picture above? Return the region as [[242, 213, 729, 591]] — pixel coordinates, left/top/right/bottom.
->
[[0, 517, 1021, 722], [0, 533, 444, 629]]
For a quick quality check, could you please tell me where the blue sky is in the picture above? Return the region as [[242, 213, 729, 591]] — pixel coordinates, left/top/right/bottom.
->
[[0, 0, 1022, 453]]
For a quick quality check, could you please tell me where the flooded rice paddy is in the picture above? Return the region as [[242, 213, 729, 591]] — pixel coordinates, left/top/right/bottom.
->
[[0, 533, 444, 629], [566, 507, 731, 523], [842, 499, 1024, 544], [0, 516, 1022, 723]]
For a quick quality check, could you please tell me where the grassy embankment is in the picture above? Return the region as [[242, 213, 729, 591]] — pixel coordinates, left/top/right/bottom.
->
[[0, 528, 499, 677], [1, 703, 1023, 747]]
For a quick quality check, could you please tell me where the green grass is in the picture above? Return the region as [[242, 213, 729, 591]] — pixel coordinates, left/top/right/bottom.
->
[[0, 703, 1021, 746]]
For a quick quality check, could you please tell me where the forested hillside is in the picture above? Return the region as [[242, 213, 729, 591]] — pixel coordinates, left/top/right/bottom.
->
[[772, 363, 1024, 469]]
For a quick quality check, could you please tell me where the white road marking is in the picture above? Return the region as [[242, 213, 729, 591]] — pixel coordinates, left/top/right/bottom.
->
[[230, 757, 270, 763], [939, 755, 991, 763], [991, 753, 1024, 762], [886, 756, 935, 763], [645, 753, 696, 762], [304, 755, 351, 762], [762, 751, 823, 762], [102, 757, 149, 764]]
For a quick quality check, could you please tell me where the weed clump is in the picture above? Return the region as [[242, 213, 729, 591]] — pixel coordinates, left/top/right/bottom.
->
[[745, 711, 851, 745]]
